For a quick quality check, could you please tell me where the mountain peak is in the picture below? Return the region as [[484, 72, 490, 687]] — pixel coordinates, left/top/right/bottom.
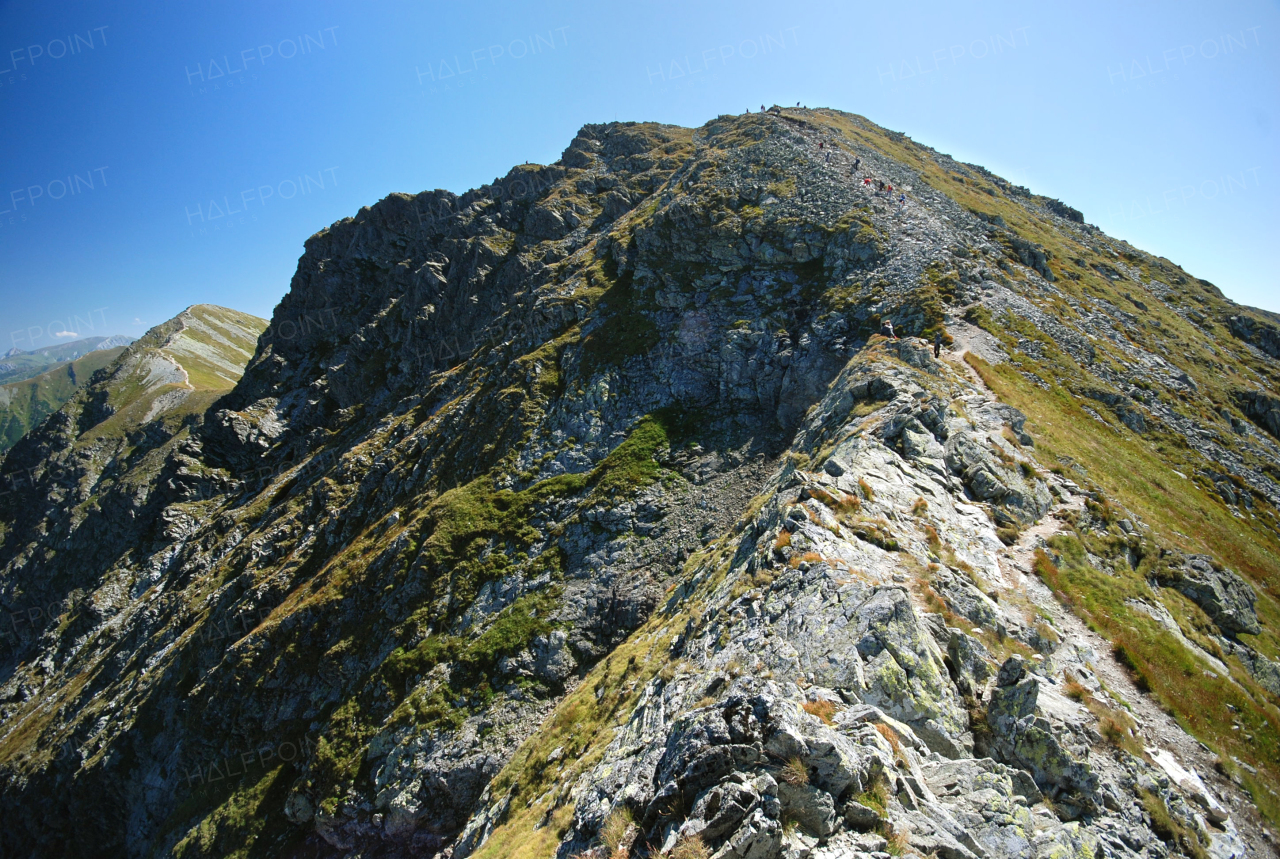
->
[[1, 110, 1278, 859]]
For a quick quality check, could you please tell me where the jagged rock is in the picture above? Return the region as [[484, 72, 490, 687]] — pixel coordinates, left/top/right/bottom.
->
[[944, 428, 1051, 525], [777, 781, 838, 837], [1227, 314, 1280, 361], [686, 779, 768, 843], [713, 806, 782, 859], [841, 798, 882, 831], [1221, 639, 1280, 697], [1043, 199, 1084, 223], [945, 629, 993, 698]]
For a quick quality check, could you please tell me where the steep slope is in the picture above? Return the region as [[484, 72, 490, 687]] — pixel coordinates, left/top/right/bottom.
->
[[0, 304, 266, 634], [0, 345, 126, 451], [0, 334, 133, 385], [0, 110, 1278, 859]]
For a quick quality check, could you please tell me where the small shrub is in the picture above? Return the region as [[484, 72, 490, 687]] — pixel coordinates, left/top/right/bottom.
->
[[848, 518, 900, 552], [780, 756, 809, 786], [924, 524, 942, 551], [856, 774, 890, 814], [806, 485, 860, 514], [966, 696, 992, 751], [1019, 461, 1040, 480], [858, 477, 875, 501], [788, 550, 825, 569], [1063, 678, 1088, 702], [802, 699, 838, 725], [1111, 642, 1151, 691], [996, 524, 1021, 546], [911, 497, 928, 517], [773, 530, 792, 550], [1099, 716, 1128, 746], [600, 807, 635, 858], [883, 822, 911, 856], [1140, 788, 1209, 859], [1032, 620, 1060, 646]]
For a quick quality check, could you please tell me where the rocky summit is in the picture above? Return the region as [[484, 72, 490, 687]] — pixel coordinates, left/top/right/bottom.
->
[[1, 108, 1279, 859]]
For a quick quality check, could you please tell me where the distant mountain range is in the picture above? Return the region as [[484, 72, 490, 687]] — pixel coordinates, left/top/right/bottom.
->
[[0, 334, 135, 386]]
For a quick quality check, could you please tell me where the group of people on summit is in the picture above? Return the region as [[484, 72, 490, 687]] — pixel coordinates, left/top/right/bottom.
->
[[747, 104, 909, 207]]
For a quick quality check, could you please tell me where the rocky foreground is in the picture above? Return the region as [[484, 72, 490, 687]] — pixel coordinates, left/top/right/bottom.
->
[[1, 108, 1278, 859]]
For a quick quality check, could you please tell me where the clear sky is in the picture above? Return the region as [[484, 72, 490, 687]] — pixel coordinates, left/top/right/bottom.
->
[[1, 0, 1276, 351]]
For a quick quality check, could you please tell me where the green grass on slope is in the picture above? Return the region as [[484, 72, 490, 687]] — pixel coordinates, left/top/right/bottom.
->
[[0, 347, 123, 450], [969, 354, 1280, 827], [169, 305, 267, 391]]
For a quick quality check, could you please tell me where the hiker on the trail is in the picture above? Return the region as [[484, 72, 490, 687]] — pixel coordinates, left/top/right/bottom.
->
[[863, 177, 872, 186], [934, 330, 943, 357], [898, 192, 906, 205], [886, 184, 894, 193], [825, 152, 831, 164], [878, 180, 886, 192], [853, 157, 861, 172], [818, 141, 824, 149], [881, 319, 897, 339]]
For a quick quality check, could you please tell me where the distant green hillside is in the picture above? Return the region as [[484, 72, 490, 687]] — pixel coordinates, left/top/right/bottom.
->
[[0, 347, 125, 451], [0, 335, 133, 385]]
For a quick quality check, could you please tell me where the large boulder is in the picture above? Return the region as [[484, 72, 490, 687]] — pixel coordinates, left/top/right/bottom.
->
[[851, 587, 968, 755], [944, 429, 1051, 525], [985, 657, 1098, 817], [1158, 553, 1260, 637]]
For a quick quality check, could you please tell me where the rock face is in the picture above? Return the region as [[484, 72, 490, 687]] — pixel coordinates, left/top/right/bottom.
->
[[1236, 389, 1280, 440], [1, 109, 1278, 859]]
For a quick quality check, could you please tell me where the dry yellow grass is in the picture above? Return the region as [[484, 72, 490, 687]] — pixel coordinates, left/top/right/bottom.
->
[[802, 699, 838, 725]]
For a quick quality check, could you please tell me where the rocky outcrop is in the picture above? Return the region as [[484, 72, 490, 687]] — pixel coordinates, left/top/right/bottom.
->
[[1235, 388, 1280, 440], [1043, 198, 1084, 224], [1156, 552, 1261, 637], [1228, 314, 1280, 361], [985, 656, 1099, 818]]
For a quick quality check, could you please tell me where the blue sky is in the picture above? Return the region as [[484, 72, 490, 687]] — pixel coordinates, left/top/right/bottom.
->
[[0, 0, 1276, 351]]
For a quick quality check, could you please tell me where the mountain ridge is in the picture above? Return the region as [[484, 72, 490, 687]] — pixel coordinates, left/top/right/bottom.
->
[[0, 108, 1278, 859]]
